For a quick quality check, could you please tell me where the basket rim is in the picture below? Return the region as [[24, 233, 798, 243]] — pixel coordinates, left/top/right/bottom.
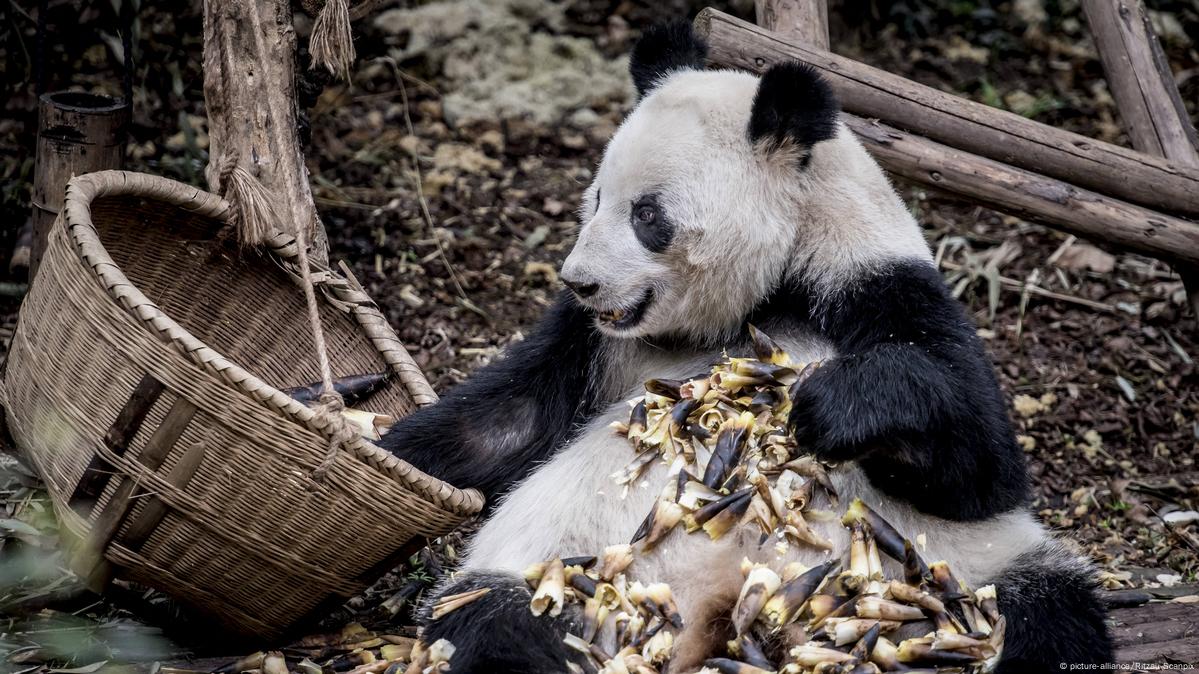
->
[[60, 169, 483, 517]]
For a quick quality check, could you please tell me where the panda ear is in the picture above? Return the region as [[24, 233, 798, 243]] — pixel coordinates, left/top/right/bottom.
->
[[748, 62, 840, 154], [629, 20, 709, 99]]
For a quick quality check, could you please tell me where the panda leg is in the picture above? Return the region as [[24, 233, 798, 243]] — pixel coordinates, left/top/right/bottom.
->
[[421, 571, 586, 674], [989, 543, 1113, 673]]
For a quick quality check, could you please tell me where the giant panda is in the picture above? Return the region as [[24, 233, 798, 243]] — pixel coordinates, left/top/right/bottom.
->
[[379, 20, 1113, 674]]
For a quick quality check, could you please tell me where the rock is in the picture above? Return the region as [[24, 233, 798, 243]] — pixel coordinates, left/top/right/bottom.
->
[[943, 35, 989, 64], [568, 108, 601, 128], [1156, 573, 1182, 587], [1162, 510, 1199, 526], [431, 143, 502, 174], [376, 0, 633, 126], [1013, 0, 1047, 26], [1054, 243, 1116, 274]]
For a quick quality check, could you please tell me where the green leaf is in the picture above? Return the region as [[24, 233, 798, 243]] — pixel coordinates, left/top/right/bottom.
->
[[50, 662, 109, 674], [0, 518, 42, 537]]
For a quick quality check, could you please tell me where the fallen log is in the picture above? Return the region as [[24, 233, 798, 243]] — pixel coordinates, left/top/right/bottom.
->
[[694, 8, 1199, 219], [844, 116, 1199, 267]]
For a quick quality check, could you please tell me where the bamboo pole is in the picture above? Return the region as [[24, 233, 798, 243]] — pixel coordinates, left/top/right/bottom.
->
[[1082, 0, 1199, 320], [30, 92, 129, 279], [694, 8, 1199, 219]]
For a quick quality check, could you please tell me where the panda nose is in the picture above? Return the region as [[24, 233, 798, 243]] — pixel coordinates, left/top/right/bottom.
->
[[563, 278, 599, 298]]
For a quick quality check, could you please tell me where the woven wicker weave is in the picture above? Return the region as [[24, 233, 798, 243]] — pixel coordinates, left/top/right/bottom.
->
[[2, 170, 483, 638]]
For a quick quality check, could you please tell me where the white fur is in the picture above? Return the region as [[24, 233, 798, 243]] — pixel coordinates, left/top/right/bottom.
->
[[561, 69, 932, 344]]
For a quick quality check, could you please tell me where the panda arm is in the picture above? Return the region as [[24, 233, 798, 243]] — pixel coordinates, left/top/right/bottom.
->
[[786, 259, 1028, 517], [379, 292, 603, 499]]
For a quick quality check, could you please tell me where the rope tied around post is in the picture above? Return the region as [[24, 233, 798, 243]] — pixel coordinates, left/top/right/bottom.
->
[[218, 155, 351, 484]]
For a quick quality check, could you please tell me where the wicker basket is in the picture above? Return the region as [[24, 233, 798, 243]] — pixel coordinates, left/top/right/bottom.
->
[[2, 171, 483, 639]]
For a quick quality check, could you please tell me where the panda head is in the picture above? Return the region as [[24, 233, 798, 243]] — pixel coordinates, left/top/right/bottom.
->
[[561, 21, 929, 342]]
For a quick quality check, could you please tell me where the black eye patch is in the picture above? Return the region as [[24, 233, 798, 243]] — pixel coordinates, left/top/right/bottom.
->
[[630, 194, 674, 253]]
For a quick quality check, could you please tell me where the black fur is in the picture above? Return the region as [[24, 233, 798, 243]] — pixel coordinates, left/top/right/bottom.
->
[[631, 193, 675, 253], [629, 20, 709, 98], [379, 292, 604, 500], [748, 62, 840, 153], [752, 258, 1031, 520], [990, 544, 1113, 672], [421, 572, 584, 674]]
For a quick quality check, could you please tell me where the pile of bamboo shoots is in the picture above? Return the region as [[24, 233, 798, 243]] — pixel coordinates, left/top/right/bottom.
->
[[520, 499, 1004, 674], [215, 328, 1004, 674], [612, 326, 836, 554], [210, 624, 453, 674], [714, 498, 1005, 673], [519, 544, 682, 673], [513, 326, 1003, 673]]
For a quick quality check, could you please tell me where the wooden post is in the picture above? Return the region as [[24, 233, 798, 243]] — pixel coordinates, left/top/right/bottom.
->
[[31, 92, 129, 279], [695, 9, 1199, 219], [1081, 0, 1199, 165], [202, 0, 329, 261], [755, 0, 829, 49], [1082, 0, 1199, 322]]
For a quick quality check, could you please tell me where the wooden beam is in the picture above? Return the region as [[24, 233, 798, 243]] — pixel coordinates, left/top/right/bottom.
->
[[74, 399, 199, 592], [755, 0, 829, 49], [1082, 0, 1199, 321], [1109, 600, 1199, 664], [845, 116, 1199, 266], [68, 375, 166, 514], [694, 8, 1199, 219]]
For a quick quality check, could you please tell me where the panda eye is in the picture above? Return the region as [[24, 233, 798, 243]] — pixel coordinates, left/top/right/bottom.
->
[[630, 195, 673, 253]]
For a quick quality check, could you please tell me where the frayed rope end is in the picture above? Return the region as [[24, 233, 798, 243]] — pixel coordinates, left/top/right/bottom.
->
[[310, 0, 356, 82], [219, 162, 283, 248]]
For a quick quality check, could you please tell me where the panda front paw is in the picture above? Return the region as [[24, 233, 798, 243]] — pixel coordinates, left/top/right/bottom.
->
[[787, 365, 868, 464], [419, 572, 585, 674]]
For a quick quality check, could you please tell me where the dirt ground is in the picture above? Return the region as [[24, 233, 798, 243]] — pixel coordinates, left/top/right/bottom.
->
[[0, 0, 1197, 666]]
